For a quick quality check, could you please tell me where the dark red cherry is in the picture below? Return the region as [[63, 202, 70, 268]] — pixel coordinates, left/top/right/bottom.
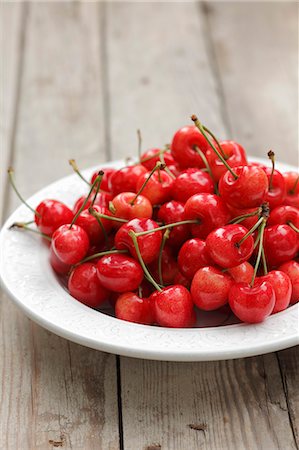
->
[[76, 205, 112, 245], [263, 224, 298, 267], [268, 205, 299, 229], [278, 260, 299, 305], [111, 192, 153, 222], [148, 246, 178, 285], [172, 168, 214, 202], [68, 263, 109, 308], [191, 266, 233, 310], [174, 271, 191, 289], [263, 167, 286, 209], [49, 246, 70, 276], [135, 170, 174, 205], [91, 168, 116, 192], [51, 224, 90, 265], [219, 165, 268, 208], [184, 193, 231, 239], [206, 140, 248, 182], [178, 238, 212, 279], [259, 270, 292, 313], [115, 292, 154, 325], [96, 254, 143, 293], [157, 201, 191, 249], [283, 172, 299, 208], [35, 199, 73, 236], [171, 125, 212, 169], [108, 164, 147, 196], [140, 148, 175, 170]]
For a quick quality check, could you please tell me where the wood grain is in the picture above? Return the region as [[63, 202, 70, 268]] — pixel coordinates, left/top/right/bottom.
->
[[1, 3, 119, 449]]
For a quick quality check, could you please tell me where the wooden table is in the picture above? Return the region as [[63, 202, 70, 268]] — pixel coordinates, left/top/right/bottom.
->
[[1, 2, 298, 449]]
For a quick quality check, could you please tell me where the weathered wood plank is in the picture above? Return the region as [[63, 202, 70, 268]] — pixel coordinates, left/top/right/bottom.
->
[[1, 3, 119, 449], [106, 3, 298, 450], [203, 1, 298, 166]]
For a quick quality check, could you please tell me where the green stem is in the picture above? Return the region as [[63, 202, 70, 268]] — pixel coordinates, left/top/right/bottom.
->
[[194, 145, 219, 194], [159, 152, 176, 179], [128, 231, 162, 292], [158, 228, 170, 286], [261, 247, 268, 275], [90, 171, 104, 207], [7, 168, 40, 217], [135, 220, 198, 237], [92, 212, 109, 248], [70, 173, 102, 228], [230, 209, 260, 225], [140, 149, 167, 164], [191, 115, 238, 179], [74, 249, 127, 266], [288, 221, 299, 233], [69, 159, 91, 186], [89, 208, 128, 223], [9, 222, 51, 241], [236, 216, 264, 247], [251, 220, 267, 287], [290, 175, 299, 194], [130, 161, 165, 205]]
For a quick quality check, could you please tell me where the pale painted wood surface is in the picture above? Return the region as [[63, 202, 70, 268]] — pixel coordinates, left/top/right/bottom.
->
[[0, 2, 298, 450]]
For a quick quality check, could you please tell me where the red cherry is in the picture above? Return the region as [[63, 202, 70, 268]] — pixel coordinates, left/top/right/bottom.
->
[[262, 167, 286, 209], [140, 148, 174, 170], [171, 125, 211, 169], [184, 193, 231, 239], [283, 172, 299, 208], [206, 140, 248, 182], [96, 254, 143, 293], [49, 246, 70, 276], [35, 199, 73, 236], [263, 224, 298, 267], [51, 224, 90, 265], [174, 271, 191, 289], [115, 292, 154, 325], [268, 205, 299, 229], [111, 192, 153, 222], [191, 266, 233, 310], [259, 270, 292, 313], [135, 170, 173, 205], [115, 218, 162, 264], [172, 168, 214, 202], [228, 280, 275, 323], [178, 238, 212, 279], [228, 262, 254, 284], [68, 263, 109, 308], [219, 165, 268, 208], [206, 224, 254, 268], [148, 246, 178, 285], [90, 168, 116, 192], [157, 201, 191, 249], [150, 285, 194, 328], [76, 205, 112, 245], [73, 191, 112, 214], [278, 261, 299, 305], [108, 164, 147, 196]]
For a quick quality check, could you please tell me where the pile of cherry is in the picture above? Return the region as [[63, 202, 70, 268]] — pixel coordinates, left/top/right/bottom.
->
[[9, 115, 299, 328]]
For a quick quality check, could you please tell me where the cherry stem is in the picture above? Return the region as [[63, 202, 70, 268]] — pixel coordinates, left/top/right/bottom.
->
[[158, 228, 170, 286], [70, 172, 103, 229], [137, 129, 142, 159], [89, 208, 128, 223], [290, 175, 299, 195], [135, 220, 198, 237], [288, 221, 299, 233], [7, 168, 40, 217], [236, 216, 264, 247], [74, 249, 127, 266], [69, 159, 91, 186], [9, 222, 51, 241], [230, 208, 260, 225], [128, 230, 162, 292], [191, 115, 238, 179], [90, 171, 104, 207], [251, 220, 267, 287], [194, 145, 219, 194], [159, 152, 176, 179], [138, 285, 143, 298], [262, 248, 268, 275], [267, 150, 275, 190], [91, 207, 109, 249], [140, 149, 167, 164], [130, 161, 165, 205]]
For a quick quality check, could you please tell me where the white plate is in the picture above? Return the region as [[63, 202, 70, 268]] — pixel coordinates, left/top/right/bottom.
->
[[0, 158, 298, 361]]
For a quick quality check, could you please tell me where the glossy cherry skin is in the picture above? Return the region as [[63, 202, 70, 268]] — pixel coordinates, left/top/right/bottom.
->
[[174, 271, 191, 289], [172, 168, 214, 202], [228, 280, 275, 323], [35, 199, 73, 236], [76, 205, 112, 246], [184, 193, 231, 239], [263, 167, 286, 209], [68, 263, 109, 308], [191, 266, 233, 311], [150, 285, 194, 328], [135, 170, 174, 205], [157, 201, 191, 249], [219, 165, 269, 208], [115, 218, 162, 264], [73, 191, 112, 214], [206, 224, 254, 268], [171, 125, 212, 169], [140, 148, 175, 170], [51, 224, 90, 265], [96, 254, 143, 293], [228, 205, 260, 230], [115, 292, 154, 325], [91, 168, 116, 192], [111, 192, 153, 222], [278, 261, 299, 305], [148, 246, 178, 285], [263, 225, 298, 267], [206, 140, 248, 182], [178, 238, 212, 279], [108, 164, 147, 196], [283, 172, 299, 208], [268, 205, 299, 229], [49, 246, 70, 276], [259, 270, 292, 313], [228, 262, 254, 284]]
